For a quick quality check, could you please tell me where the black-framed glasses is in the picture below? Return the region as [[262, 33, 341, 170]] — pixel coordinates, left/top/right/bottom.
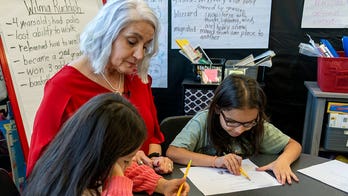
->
[[220, 111, 258, 128]]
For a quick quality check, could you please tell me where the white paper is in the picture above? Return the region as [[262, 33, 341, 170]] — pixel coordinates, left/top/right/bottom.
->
[[0, 0, 101, 144], [180, 159, 280, 195], [145, 0, 169, 88], [301, 0, 348, 28], [171, 0, 272, 49], [298, 160, 348, 193]]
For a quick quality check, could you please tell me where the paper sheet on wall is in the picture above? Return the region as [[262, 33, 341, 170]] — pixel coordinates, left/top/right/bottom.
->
[[0, 0, 101, 144], [301, 0, 348, 28], [171, 0, 272, 49], [180, 159, 280, 195], [298, 160, 348, 193], [145, 0, 168, 88]]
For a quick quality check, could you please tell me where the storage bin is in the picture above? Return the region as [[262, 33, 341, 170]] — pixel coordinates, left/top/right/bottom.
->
[[317, 51, 348, 93], [224, 60, 258, 80], [323, 125, 348, 152], [193, 58, 225, 83]]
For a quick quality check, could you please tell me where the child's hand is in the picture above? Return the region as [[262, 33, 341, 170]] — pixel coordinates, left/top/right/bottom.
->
[[157, 177, 190, 196], [256, 160, 299, 185], [215, 153, 242, 175]]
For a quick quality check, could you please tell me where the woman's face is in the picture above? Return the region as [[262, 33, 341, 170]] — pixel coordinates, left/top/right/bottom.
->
[[219, 108, 259, 137], [107, 21, 155, 74]]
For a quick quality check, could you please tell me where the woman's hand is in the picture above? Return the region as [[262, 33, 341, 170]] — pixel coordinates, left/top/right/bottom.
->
[[133, 150, 152, 167], [214, 153, 242, 175], [256, 159, 299, 185], [152, 156, 174, 174], [156, 177, 190, 196], [133, 150, 174, 174]]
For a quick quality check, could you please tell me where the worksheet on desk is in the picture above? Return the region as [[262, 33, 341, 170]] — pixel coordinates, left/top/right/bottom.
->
[[180, 159, 280, 195], [298, 160, 348, 193]]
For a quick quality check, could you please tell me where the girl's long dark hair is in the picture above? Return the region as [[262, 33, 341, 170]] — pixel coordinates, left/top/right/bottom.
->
[[23, 93, 147, 195], [207, 74, 267, 157]]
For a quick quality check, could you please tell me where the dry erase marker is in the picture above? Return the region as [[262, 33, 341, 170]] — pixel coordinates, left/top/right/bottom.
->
[[320, 39, 339, 57], [240, 167, 251, 181], [342, 36, 348, 57], [177, 159, 192, 196]]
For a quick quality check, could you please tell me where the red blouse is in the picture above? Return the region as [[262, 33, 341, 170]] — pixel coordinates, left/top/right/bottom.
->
[[27, 65, 164, 176]]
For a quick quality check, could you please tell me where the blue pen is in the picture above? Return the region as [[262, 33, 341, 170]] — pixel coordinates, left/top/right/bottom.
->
[[342, 36, 348, 57], [320, 39, 339, 57]]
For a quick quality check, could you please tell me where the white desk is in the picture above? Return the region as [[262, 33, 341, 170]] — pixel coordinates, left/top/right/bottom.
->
[[302, 81, 348, 155]]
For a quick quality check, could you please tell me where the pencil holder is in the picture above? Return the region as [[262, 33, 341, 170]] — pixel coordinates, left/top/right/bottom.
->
[[317, 51, 348, 93]]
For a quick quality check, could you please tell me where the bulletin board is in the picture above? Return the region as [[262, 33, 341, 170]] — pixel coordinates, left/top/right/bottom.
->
[[0, 0, 102, 159]]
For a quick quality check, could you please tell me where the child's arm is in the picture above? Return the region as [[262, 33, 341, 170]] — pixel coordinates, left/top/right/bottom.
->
[[167, 146, 243, 175], [167, 145, 216, 166], [256, 138, 302, 185]]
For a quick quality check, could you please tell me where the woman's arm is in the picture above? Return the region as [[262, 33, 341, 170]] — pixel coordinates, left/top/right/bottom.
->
[[148, 143, 174, 174], [148, 143, 162, 155]]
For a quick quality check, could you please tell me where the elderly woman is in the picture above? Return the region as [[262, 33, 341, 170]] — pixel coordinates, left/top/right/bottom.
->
[[27, 0, 175, 194]]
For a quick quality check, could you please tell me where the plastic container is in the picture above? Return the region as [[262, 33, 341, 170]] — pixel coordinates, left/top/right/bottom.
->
[[224, 59, 258, 80], [317, 51, 348, 93], [323, 125, 348, 152], [193, 58, 226, 83]]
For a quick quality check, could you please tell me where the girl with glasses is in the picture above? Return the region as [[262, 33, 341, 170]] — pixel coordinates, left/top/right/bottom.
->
[[167, 74, 302, 185]]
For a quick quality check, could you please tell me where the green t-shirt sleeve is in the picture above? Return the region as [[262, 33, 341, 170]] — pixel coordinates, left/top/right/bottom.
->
[[259, 122, 290, 154], [170, 111, 207, 152]]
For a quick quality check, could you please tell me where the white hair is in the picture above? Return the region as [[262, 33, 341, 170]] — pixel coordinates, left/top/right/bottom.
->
[[80, 0, 159, 83]]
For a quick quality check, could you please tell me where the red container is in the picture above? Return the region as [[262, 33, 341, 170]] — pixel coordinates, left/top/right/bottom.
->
[[317, 51, 348, 93]]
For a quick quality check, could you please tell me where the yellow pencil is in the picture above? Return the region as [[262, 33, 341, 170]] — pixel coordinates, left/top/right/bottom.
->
[[240, 167, 251, 181], [177, 159, 192, 196]]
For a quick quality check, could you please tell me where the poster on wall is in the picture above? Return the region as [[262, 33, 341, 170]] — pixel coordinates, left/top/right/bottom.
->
[[301, 0, 348, 28], [146, 0, 168, 88], [171, 0, 272, 49], [0, 0, 101, 146]]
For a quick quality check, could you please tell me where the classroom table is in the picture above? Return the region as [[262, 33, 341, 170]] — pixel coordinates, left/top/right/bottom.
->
[[135, 153, 347, 196]]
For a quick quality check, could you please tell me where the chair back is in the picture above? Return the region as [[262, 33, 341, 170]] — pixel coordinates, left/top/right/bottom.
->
[[0, 168, 20, 196], [160, 115, 193, 156]]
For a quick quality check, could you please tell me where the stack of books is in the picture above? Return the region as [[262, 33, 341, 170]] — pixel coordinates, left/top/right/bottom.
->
[[176, 39, 212, 65]]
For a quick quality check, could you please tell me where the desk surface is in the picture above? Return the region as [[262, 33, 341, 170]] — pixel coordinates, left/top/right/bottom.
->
[[144, 154, 347, 196]]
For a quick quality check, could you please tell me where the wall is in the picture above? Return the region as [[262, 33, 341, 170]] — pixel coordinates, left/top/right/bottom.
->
[[152, 0, 348, 143]]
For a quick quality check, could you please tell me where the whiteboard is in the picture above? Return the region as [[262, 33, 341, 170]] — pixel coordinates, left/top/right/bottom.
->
[[171, 0, 272, 49], [0, 0, 102, 145]]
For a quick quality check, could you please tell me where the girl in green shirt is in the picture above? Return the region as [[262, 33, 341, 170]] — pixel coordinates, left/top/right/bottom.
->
[[167, 74, 302, 185]]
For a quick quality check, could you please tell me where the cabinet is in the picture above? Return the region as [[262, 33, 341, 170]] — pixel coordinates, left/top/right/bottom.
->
[[182, 79, 218, 115], [302, 81, 348, 155]]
